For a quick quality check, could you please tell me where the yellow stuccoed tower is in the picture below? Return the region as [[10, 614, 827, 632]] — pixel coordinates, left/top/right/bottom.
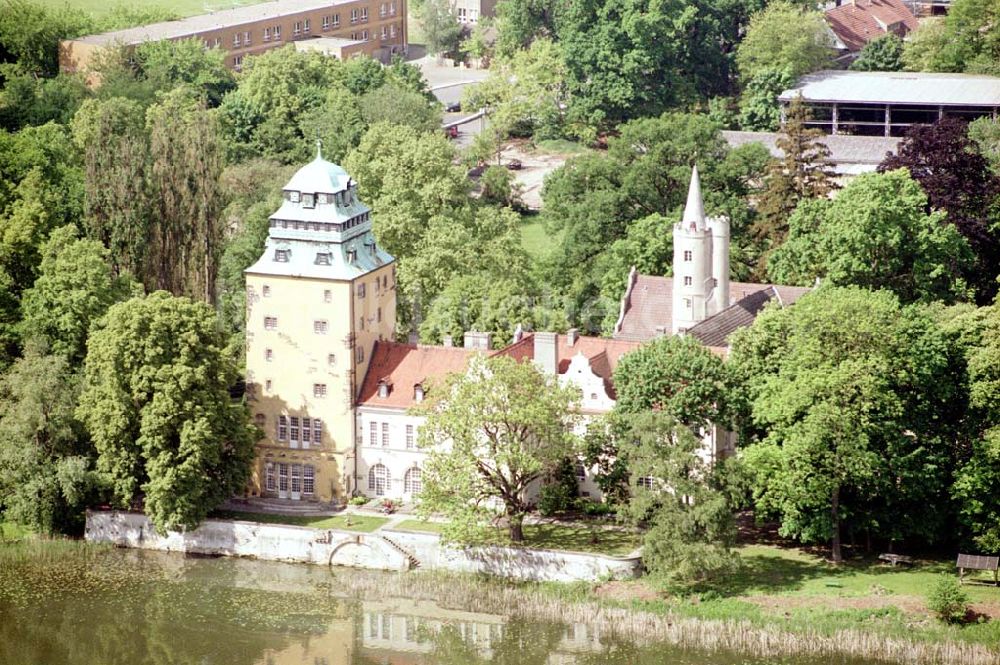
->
[[245, 145, 395, 503]]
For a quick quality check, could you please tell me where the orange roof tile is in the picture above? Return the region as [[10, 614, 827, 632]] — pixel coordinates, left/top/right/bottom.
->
[[825, 0, 917, 53], [357, 341, 479, 408]]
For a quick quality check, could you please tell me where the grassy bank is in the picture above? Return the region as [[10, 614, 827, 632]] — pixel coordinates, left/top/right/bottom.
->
[[0, 521, 32, 541], [520, 215, 561, 259], [58, 0, 271, 20], [393, 519, 639, 556], [330, 561, 999, 665], [210, 510, 389, 533]]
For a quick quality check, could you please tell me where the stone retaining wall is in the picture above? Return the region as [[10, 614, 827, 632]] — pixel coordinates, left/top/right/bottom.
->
[[85, 511, 643, 583]]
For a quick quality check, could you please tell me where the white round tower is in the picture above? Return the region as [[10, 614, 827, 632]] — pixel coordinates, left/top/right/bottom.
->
[[672, 166, 712, 334]]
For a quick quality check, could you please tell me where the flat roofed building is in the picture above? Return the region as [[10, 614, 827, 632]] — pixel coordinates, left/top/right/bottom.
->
[[60, 0, 407, 74], [722, 130, 900, 177], [780, 70, 1000, 136]]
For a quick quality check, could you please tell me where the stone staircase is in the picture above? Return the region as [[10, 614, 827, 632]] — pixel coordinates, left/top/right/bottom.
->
[[380, 534, 421, 569], [223, 497, 340, 517]]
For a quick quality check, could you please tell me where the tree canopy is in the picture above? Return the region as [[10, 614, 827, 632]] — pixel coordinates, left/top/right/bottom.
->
[[77, 292, 257, 532]]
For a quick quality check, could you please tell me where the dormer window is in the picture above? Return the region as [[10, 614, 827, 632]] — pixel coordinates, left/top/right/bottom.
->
[[414, 383, 424, 403], [274, 249, 290, 262], [303, 193, 315, 208], [315, 252, 332, 265], [378, 380, 391, 398], [289, 191, 301, 203], [347, 249, 357, 263]]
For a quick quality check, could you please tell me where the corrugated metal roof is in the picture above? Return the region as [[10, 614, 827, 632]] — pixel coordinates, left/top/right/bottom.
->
[[780, 70, 1000, 107], [74, 0, 350, 46], [722, 131, 899, 166]]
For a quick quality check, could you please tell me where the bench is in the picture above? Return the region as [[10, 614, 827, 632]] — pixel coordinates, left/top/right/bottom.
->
[[878, 553, 914, 567], [957, 553, 999, 586]]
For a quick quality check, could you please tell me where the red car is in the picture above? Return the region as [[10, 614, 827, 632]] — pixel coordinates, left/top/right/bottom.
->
[[445, 126, 459, 139]]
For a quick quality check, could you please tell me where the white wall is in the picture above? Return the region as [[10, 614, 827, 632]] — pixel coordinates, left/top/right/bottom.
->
[[86, 511, 643, 583], [356, 407, 429, 500]]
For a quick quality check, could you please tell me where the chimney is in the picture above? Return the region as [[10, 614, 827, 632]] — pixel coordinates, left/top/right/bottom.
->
[[443, 334, 453, 347], [533, 332, 558, 375], [463, 331, 491, 350], [567, 328, 579, 346]]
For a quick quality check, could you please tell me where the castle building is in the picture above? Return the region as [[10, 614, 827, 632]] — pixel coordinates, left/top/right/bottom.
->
[[245, 162, 776, 504], [245, 145, 396, 503], [615, 166, 810, 345]]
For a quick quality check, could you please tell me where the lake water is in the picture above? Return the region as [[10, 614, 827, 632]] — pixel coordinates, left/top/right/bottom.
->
[[0, 546, 856, 665]]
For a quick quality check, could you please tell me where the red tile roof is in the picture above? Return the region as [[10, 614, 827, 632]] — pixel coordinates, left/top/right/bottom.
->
[[824, 0, 917, 53], [493, 333, 643, 393], [613, 274, 781, 343], [357, 341, 478, 408]]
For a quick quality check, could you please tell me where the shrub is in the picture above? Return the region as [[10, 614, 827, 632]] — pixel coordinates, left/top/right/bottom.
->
[[927, 575, 969, 624], [537, 458, 580, 516], [348, 496, 368, 506], [578, 498, 616, 517]]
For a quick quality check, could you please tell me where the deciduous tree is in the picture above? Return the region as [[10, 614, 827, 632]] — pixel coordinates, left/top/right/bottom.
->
[[416, 354, 579, 542], [850, 33, 904, 71], [77, 292, 258, 533], [768, 169, 973, 303]]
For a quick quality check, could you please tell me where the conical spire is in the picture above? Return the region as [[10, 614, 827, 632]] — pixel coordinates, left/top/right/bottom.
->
[[682, 165, 705, 227]]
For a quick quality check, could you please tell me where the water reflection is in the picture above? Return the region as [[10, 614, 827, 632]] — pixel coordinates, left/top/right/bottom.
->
[[0, 548, 818, 665]]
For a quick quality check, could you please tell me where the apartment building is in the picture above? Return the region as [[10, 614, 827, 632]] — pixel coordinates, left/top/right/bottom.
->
[[60, 0, 407, 74]]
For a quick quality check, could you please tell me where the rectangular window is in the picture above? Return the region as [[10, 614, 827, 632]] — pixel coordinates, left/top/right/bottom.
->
[[313, 419, 322, 445], [381, 422, 389, 447], [356, 346, 364, 363], [683, 250, 692, 261], [327, 353, 336, 366], [233, 55, 243, 70], [314, 320, 328, 334], [274, 25, 281, 40], [274, 249, 289, 262], [377, 307, 382, 323], [333, 13, 340, 26], [293, 21, 302, 35], [214, 37, 221, 47], [324, 289, 332, 303], [684, 276, 692, 286], [390, 24, 397, 38], [359, 316, 364, 331], [313, 384, 327, 398], [244, 30, 251, 45], [265, 463, 276, 492], [277, 415, 288, 441], [322, 15, 330, 29], [265, 348, 273, 362], [290, 416, 300, 443], [357, 283, 366, 298], [390, 0, 396, 13], [315, 252, 331, 265], [381, 25, 387, 39], [351, 8, 358, 22], [233, 33, 241, 47], [361, 7, 368, 20], [265, 379, 272, 391], [381, 3, 387, 16], [369, 421, 377, 446], [262, 284, 271, 297], [406, 424, 414, 449], [303, 465, 315, 495], [302, 418, 311, 447], [362, 29, 368, 40], [304, 18, 311, 32], [290, 464, 302, 494], [264, 316, 277, 330], [264, 27, 271, 40]]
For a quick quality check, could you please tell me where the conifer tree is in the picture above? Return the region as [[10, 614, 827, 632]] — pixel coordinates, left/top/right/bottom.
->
[[753, 95, 835, 262]]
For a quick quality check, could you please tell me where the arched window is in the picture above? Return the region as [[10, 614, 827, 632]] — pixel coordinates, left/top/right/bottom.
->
[[368, 464, 390, 496], [404, 467, 422, 495]]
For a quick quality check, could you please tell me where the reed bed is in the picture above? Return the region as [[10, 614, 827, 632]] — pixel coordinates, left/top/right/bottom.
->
[[328, 570, 997, 665]]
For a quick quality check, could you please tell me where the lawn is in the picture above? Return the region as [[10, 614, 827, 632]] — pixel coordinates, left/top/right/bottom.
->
[[211, 510, 389, 533], [60, 0, 271, 20], [520, 214, 561, 259], [391, 519, 639, 556]]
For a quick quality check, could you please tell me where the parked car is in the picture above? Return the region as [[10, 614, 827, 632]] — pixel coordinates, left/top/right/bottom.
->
[[445, 125, 459, 139], [445, 101, 462, 113], [506, 159, 523, 171]]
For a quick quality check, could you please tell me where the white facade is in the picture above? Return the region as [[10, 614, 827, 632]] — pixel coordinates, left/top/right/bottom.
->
[[356, 407, 429, 500], [671, 165, 731, 333]]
